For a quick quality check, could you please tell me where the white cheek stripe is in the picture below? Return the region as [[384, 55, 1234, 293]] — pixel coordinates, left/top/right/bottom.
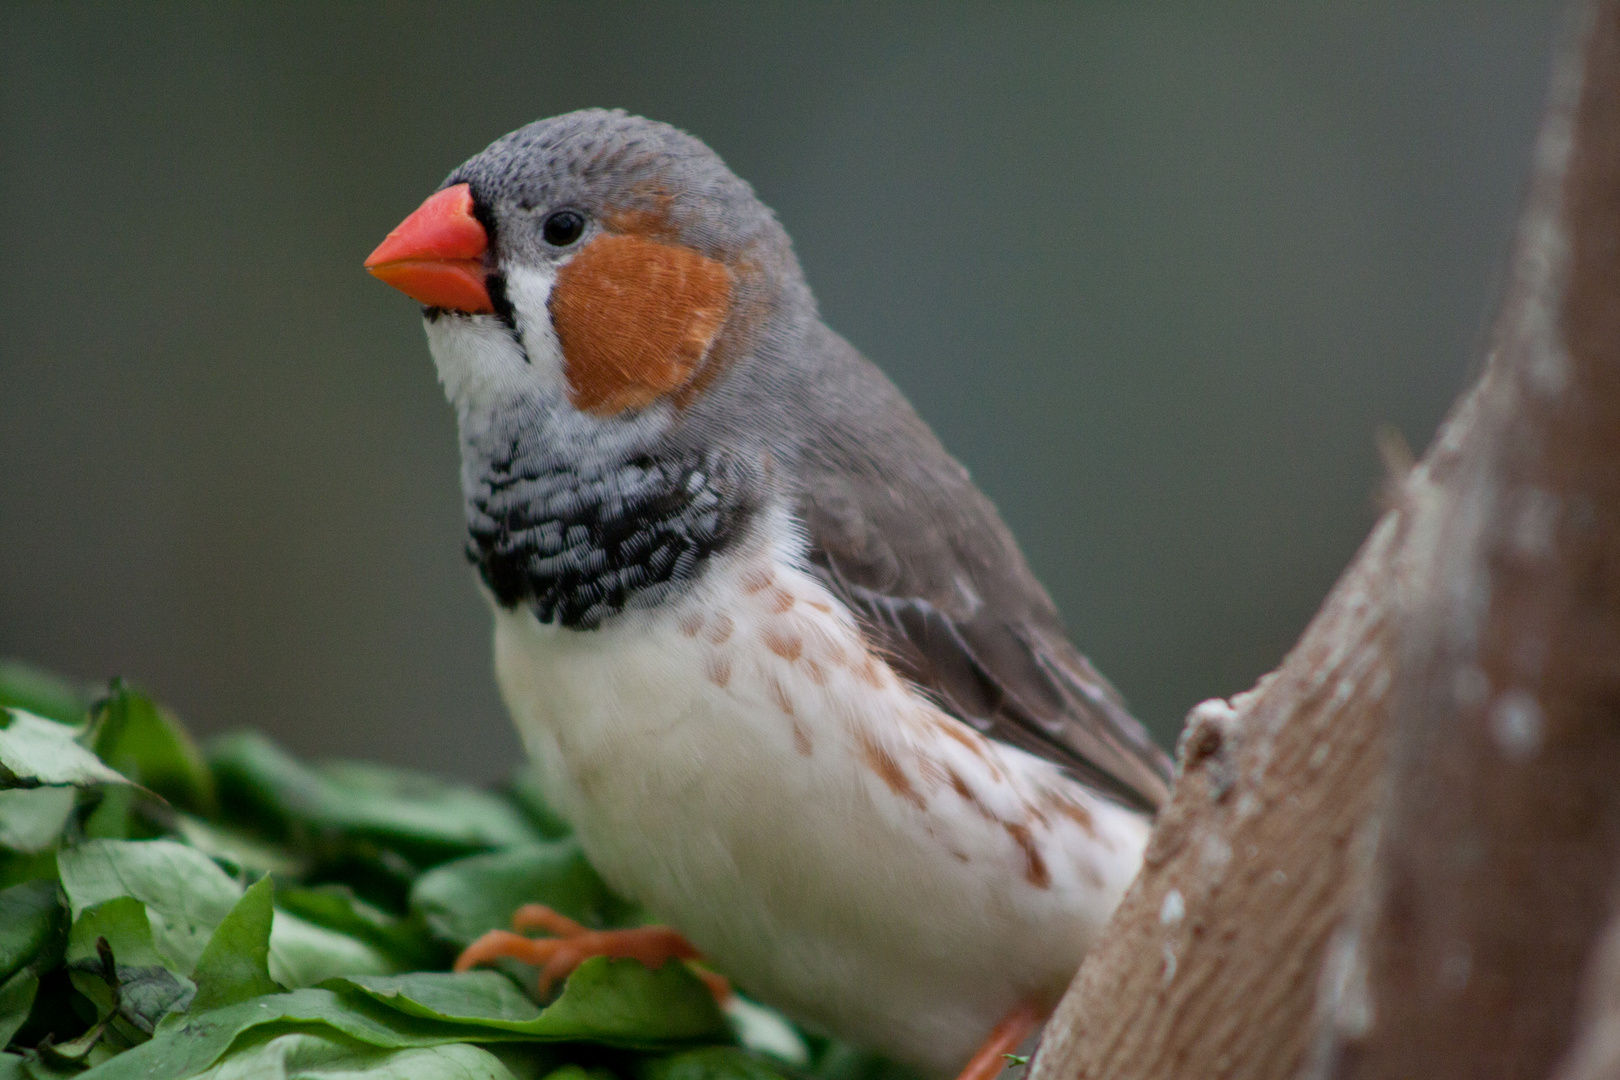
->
[[423, 262, 564, 423], [423, 261, 678, 479], [502, 263, 570, 395]]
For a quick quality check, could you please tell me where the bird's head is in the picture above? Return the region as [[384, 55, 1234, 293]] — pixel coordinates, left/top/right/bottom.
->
[[367, 109, 810, 439]]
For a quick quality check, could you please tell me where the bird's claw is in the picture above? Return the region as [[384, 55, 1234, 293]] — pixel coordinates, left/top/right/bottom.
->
[[453, 903, 732, 1001]]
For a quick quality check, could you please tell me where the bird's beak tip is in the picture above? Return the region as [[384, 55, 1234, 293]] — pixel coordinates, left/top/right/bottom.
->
[[366, 182, 494, 312]]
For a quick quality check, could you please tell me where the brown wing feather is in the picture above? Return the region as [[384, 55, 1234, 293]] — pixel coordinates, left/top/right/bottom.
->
[[796, 425, 1173, 814]]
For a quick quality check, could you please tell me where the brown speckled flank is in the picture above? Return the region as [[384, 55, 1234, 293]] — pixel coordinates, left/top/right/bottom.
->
[[680, 558, 1114, 892]]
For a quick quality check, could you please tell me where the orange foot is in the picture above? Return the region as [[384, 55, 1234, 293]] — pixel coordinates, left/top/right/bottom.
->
[[954, 1001, 1048, 1080], [454, 903, 732, 1001]]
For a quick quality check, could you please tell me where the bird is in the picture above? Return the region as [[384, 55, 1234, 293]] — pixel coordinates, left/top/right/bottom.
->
[[364, 109, 1171, 1080]]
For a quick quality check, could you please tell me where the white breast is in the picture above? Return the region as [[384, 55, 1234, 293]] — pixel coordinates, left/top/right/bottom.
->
[[489, 519, 1150, 1075]]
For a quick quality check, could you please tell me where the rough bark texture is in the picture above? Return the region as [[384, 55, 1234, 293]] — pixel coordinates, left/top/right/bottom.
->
[[1316, 2, 1620, 1074], [1026, 4, 1620, 1078]]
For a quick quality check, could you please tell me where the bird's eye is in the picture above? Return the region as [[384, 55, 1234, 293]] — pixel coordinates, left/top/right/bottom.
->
[[542, 209, 586, 247]]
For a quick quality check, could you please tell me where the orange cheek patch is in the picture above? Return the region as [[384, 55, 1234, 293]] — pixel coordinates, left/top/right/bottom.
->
[[549, 234, 734, 415]]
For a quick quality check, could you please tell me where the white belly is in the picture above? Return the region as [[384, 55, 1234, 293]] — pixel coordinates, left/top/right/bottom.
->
[[490, 544, 1150, 1075]]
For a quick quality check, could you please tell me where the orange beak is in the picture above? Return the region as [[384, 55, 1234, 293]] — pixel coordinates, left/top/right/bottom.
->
[[365, 183, 494, 313]]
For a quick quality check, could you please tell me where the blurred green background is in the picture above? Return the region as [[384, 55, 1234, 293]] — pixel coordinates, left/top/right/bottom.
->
[[0, 3, 1558, 779]]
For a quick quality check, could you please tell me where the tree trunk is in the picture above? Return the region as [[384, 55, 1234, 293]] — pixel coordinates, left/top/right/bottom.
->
[[1027, 4, 1620, 1077]]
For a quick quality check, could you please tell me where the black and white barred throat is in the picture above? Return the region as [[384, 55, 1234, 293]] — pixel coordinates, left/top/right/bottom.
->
[[465, 438, 755, 630]]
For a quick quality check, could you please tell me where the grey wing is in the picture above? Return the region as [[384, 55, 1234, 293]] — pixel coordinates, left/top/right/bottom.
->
[[795, 421, 1174, 816]]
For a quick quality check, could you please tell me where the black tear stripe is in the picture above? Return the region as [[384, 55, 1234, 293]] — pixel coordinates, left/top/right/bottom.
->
[[482, 273, 523, 344], [466, 445, 755, 629]]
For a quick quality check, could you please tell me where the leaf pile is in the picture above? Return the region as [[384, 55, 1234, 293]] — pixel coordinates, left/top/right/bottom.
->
[[0, 661, 911, 1080]]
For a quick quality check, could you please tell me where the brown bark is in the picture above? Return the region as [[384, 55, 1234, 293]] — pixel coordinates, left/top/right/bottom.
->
[[1027, 4, 1620, 1078]]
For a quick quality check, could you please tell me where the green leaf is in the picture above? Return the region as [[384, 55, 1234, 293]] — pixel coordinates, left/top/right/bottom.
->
[[0, 788, 76, 853], [534, 960, 726, 1046], [190, 876, 281, 1012], [409, 843, 636, 950], [329, 960, 728, 1046], [73, 987, 531, 1080], [0, 710, 129, 790], [42, 1014, 132, 1069], [170, 814, 306, 878], [58, 840, 243, 973], [66, 897, 197, 1034], [0, 850, 57, 891], [106, 964, 196, 1038], [81, 784, 143, 842], [268, 910, 399, 990], [489, 1046, 567, 1080], [1, 680, 810, 1080], [209, 733, 542, 860], [638, 1047, 795, 1080], [0, 968, 39, 1049], [0, 880, 66, 982], [191, 1032, 521, 1080], [68, 896, 179, 972], [274, 886, 437, 970], [0, 662, 88, 727], [89, 683, 216, 815], [323, 971, 541, 1025]]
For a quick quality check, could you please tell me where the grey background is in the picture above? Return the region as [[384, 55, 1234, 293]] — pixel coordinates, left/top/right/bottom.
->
[[0, 4, 1559, 780]]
